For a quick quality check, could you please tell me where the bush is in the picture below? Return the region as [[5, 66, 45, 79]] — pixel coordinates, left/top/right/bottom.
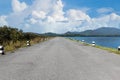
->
[[0, 25, 50, 52]]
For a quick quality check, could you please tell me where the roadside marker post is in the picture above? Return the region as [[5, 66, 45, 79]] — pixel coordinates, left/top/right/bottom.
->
[[27, 41, 31, 46], [118, 46, 120, 51], [0, 46, 5, 55], [92, 41, 96, 46], [82, 40, 85, 42]]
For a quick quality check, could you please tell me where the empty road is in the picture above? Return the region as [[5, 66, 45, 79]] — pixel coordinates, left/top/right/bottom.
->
[[0, 37, 120, 80]]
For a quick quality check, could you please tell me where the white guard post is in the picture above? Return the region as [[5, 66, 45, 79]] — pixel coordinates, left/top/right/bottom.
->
[[0, 46, 5, 55], [92, 41, 95, 46], [82, 40, 85, 42], [118, 46, 120, 51], [27, 41, 30, 46]]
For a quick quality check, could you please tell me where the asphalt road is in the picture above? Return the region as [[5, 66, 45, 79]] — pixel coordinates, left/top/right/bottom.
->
[[0, 37, 120, 80]]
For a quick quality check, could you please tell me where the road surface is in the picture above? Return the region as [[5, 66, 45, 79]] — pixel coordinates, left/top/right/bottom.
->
[[0, 37, 120, 80]]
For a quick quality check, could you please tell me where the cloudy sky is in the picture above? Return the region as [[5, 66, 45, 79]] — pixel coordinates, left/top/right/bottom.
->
[[0, 0, 120, 33]]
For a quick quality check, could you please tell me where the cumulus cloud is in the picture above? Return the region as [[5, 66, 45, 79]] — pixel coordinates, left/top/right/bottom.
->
[[66, 9, 90, 21], [92, 13, 120, 28], [0, 16, 8, 26], [50, 0, 67, 21], [29, 18, 37, 24], [97, 8, 114, 14], [78, 13, 120, 31], [1, 0, 120, 33], [12, 0, 28, 12], [32, 11, 46, 19]]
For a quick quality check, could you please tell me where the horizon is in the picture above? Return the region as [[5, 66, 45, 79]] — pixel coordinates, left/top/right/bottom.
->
[[0, 0, 120, 33], [40, 27, 120, 34]]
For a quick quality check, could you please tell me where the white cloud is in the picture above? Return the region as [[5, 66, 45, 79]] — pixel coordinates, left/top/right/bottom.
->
[[50, 0, 67, 21], [66, 9, 91, 21], [29, 18, 37, 24], [0, 16, 8, 26], [79, 7, 90, 13], [2, 0, 120, 33], [97, 8, 113, 14], [32, 11, 46, 19], [92, 13, 120, 28], [78, 13, 120, 31], [12, 0, 28, 12]]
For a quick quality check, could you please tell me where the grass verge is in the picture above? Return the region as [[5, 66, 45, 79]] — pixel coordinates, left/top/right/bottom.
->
[[95, 45, 120, 54], [67, 38, 120, 55], [4, 37, 51, 53]]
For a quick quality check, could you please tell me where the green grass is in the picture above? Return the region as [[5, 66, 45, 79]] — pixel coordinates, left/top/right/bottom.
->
[[95, 45, 120, 54], [67, 38, 120, 55]]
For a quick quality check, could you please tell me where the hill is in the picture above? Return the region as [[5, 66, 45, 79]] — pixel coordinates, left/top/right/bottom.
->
[[63, 27, 120, 36]]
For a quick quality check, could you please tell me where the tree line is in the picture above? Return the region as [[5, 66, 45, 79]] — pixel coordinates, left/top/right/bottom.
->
[[0, 25, 45, 45]]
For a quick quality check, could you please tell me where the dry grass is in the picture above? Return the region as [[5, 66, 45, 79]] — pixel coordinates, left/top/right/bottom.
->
[[4, 37, 51, 52], [4, 41, 26, 52]]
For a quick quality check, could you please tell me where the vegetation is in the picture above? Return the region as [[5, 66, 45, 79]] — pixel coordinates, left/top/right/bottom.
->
[[68, 38, 120, 55], [40, 32, 120, 37], [95, 46, 120, 54], [0, 25, 50, 52]]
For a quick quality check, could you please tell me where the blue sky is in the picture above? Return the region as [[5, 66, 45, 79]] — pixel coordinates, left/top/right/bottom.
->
[[0, 0, 120, 33], [0, 0, 120, 16], [63, 0, 120, 17], [0, 0, 32, 15]]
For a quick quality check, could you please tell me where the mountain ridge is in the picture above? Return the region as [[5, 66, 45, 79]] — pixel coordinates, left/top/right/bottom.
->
[[64, 27, 120, 36], [42, 27, 120, 36]]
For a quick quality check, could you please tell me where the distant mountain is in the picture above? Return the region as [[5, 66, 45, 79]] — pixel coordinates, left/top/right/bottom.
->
[[80, 27, 120, 35], [42, 32, 59, 36], [64, 27, 120, 36], [41, 27, 120, 37]]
